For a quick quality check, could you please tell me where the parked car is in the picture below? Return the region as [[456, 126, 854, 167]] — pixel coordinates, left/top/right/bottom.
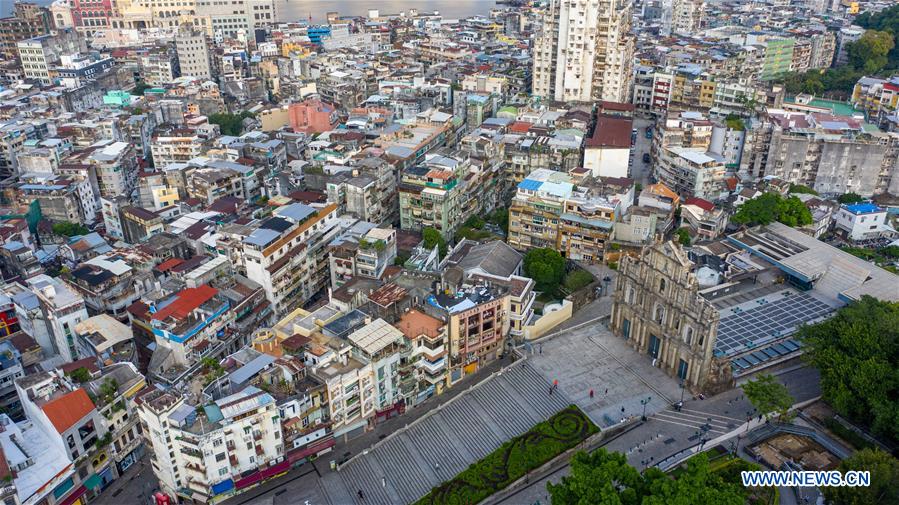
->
[[645, 128, 653, 139], [643, 153, 650, 163]]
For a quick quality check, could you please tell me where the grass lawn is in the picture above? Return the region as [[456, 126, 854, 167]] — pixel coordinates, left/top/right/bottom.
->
[[562, 270, 594, 292], [415, 405, 599, 505]]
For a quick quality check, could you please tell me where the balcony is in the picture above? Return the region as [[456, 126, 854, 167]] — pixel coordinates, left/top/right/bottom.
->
[[416, 357, 446, 375]]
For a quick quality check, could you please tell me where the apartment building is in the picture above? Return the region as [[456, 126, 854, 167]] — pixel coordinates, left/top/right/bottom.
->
[[67, 254, 148, 320], [0, 2, 51, 59], [432, 284, 510, 381], [395, 309, 448, 396], [508, 168, 632, 262], [149, 284, 233, 374], [175, 25, 212, 80], [21, 275, 89, 363], [533, 0, 635, 103], [242, 203, 342, 317], [137, 387, 283, 504], [150, 127, 204, 169], [739, 109, 899, 197], [669, 0, 704, 36], [347, 319, 411, 412], [398, 154, 467, 241], [17, 28, 86, 86], [195, 0, 276, 38], [328, 224, 398, 289]]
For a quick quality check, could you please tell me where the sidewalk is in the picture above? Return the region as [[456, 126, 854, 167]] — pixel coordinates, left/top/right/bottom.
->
[[91, 458, 156, 505]]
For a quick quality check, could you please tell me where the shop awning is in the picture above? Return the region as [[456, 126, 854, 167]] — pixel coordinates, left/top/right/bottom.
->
[[83, 474, 102, 490], [59, 486, 87, 505]]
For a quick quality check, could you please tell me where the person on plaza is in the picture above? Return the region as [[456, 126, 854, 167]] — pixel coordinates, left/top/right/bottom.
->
[[589, 389, 594, 398]]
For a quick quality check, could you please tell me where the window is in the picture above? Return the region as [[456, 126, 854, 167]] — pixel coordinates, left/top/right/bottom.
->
[[215, 452, 225, 462], [684, 327, 693, 345], [218, 468, 228, 476], [659, 278, 666, 293]]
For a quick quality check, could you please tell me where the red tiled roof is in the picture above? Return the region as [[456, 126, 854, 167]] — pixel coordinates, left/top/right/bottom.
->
[[60, 357, 100, 375], [685, 197, 715, 212], [155, 258, 184, 273], [586, 114, 632, 149], [152, 285, 218, 321], [42, 389, 95, 434], [509, 121, 533, 133], [725, 177, 738, 191]]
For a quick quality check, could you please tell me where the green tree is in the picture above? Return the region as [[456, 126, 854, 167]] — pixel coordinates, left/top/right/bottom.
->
[[800, 296, 899, 445], [67, 367, 91, 383], [821, 449, 899, 505], [788, 184, 818, 195], [208, 111, 255, 136], [742, 374, 794, 420], [422, 227, 447, 257], [847, 30, 895, 73], [548, 450, 746, 505], [838, 192, 865, 204], [132, 81, 151, 95], [524, 248, 566, 296], [732, 193, 812, 228], [52, 221, 89, 237], [675, 228, 692, 246]]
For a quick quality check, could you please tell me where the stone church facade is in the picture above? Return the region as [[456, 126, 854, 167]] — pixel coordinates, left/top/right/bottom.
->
[[610, 241, 733, 394]]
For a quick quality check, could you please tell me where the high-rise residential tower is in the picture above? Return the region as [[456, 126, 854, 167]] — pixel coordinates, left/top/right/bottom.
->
[[533, 0, 635, 103]]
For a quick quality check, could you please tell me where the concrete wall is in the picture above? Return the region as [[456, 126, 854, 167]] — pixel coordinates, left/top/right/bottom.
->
[[523, 299, 573, 340], [584, 146, 630, 178]]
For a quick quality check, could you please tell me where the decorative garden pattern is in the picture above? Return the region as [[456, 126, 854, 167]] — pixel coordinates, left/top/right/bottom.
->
[[415, 405, 599, 505]]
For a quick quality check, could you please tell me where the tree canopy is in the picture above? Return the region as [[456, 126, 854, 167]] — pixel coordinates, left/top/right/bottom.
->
[[800, 296, 899, 445], [732, 193, 812, 228], [856, 5, 899, 70], [548, 449, 747, 505], [132, 81, 152, 95], [52, 221, 89, 237], [837, 192, 865, 204], [523, 248, 566, 296], [848, 30, 895, 73], [422, 227, 447, 258], [208, 111, 255, 136], [821, 449, 899, 505], [675, 228, 691, 246], [742, 374, 794, 420], [788, 184, 818, 195]]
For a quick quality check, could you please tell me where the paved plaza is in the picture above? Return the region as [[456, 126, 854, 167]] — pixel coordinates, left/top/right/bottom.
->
[[527, 322, 682, 428]]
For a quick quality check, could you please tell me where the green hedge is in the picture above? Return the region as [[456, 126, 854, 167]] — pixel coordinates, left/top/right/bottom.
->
[[415, 405, 598, 505], [824, 418, 875, 451]]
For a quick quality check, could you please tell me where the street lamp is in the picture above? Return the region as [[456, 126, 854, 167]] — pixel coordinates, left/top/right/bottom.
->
[[641, 396, 652, 421], [603, 276, 612, 297], [677, 380, 685, 410]]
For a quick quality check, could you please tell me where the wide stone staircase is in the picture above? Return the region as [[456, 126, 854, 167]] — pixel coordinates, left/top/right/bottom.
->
[[321, 361, 571, 505]]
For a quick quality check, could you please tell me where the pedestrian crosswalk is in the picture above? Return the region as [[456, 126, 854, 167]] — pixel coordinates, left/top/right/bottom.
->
[[650, 407, 741, 435]]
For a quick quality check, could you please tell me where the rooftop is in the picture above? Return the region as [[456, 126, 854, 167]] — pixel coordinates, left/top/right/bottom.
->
[[348, 318, 405, 355]]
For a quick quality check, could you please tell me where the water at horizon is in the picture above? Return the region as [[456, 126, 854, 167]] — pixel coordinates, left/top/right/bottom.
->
[[2, 1, 499, 23]]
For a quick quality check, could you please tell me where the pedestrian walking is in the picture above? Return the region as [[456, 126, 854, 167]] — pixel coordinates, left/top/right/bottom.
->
[[358, 490, 364, 500], [381, 477, 386, 487], [539, 344, 543, 354], [605, 388, 608, 395], [549, 385, 553, 395], [589, 389, 594, 399]]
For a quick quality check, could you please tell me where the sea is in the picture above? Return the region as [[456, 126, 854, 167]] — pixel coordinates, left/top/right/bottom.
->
[[2, 1, 500, 23]]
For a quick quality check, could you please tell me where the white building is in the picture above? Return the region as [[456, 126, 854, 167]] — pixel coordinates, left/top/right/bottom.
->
[[532, 0, 635, 103], [584, 114, 633, 178], [833, 203, 893, 242], [175, 26, 212, 80], [137, 387, 283, 504], [306, 344, 375, 437], [347, 319, 407, 411], [21, 275, 89, 363], [655, 147, 728, 200], [195, 0, 276, 39], [669, 0, 704, 36]]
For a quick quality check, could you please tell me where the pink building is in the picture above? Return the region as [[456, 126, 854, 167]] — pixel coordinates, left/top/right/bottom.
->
[[288, 99, 338, 134]]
